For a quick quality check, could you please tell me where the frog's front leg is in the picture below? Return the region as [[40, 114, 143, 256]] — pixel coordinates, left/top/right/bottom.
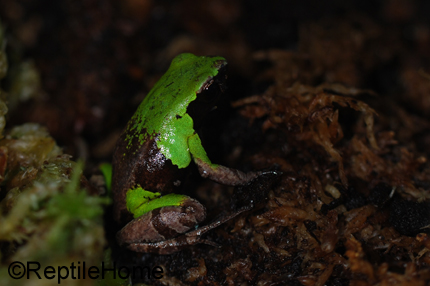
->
[[188, 133, 261, 186]]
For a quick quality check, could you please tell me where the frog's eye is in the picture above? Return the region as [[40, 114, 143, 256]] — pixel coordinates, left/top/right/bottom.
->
[[202, 79, 214, 91]]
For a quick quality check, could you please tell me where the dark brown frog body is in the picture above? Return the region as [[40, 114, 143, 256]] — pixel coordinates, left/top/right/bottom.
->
[[112, 132, 186, 226]]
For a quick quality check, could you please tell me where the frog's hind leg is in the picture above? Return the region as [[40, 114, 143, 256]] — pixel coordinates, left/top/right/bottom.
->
[[125, 204, 252, 255], [117, 198, 206, 251]]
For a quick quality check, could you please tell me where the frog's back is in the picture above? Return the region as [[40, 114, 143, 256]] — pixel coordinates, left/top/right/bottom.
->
[[124, 53, 226, 157]]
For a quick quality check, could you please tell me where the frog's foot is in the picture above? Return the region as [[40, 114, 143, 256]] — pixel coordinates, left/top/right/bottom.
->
[[124, 205, 252, 255], [125, 233, 220, 254], [125, 234, 205, 255]]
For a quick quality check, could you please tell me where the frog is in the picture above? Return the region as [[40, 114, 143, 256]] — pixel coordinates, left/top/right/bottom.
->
[[112, 53, 267, 255]]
